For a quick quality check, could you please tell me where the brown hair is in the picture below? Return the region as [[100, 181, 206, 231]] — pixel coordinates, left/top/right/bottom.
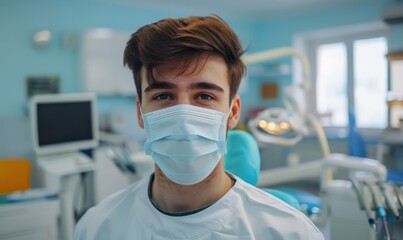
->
[[123, 15, 246, 102]]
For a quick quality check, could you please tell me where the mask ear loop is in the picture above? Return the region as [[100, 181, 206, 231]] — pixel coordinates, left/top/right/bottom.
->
[[226, 101, 235, 134], [139, 105, 144, 120], [228, 101, 234, 118]]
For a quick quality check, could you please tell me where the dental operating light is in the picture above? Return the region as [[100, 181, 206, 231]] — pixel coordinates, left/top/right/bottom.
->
[[243, 48, 329, 156], [249, 107, 305, 146]]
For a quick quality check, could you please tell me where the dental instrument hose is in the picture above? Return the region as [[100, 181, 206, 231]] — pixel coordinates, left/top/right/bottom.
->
[[394, 184, 403, 210], [351, 177, 376, 230], [369, 184, 391, 240], [380, 183, 400, 220]]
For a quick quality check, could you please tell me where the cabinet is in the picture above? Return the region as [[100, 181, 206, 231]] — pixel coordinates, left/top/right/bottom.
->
[[0, 199, 59, 240], [386, 51, 403, 128], [80, 29, 136, 96]]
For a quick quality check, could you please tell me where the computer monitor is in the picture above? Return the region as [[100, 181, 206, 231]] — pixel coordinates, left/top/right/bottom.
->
[[30, 93, 99, 156]]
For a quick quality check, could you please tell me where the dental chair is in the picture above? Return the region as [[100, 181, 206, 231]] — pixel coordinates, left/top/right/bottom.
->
[[248, 109, 399, 239], [224, 130, 300, 210], [241, 47, 402, 239]]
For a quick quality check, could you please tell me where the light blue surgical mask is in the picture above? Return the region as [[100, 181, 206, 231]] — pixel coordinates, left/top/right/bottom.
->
[[142, 104, 231, 185]]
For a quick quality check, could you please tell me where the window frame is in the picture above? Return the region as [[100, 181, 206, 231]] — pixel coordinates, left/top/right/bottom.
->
[[294, 22, 390, 139]]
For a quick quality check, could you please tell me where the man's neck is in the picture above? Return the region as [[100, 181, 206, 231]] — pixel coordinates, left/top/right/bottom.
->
[[151, 161, 233, 213]]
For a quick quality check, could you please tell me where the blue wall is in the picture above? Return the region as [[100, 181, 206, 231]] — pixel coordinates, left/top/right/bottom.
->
[[251, 1, 395, 51], [390, 24, 403, 51], [0, 0, 255, 118], [1, 0, 402, 126], [0, 0, 163, 117]]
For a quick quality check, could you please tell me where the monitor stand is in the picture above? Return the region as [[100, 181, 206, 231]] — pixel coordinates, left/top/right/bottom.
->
[[37, 152, 95, 240]]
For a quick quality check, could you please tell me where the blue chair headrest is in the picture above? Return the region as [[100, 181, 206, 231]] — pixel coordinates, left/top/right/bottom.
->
[[224, 130, 261, 186], [224, 130, 301, 210]]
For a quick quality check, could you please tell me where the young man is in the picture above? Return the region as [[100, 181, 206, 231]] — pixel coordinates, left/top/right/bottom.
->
[[75, 16, 324, 240]]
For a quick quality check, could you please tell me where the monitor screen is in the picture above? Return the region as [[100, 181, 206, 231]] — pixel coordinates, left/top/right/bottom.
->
[[37, 102, 93, 146], [30, 93, 98, 155]]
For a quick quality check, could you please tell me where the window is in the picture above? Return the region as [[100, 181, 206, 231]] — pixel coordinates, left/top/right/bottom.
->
[[297, 23, 389, 132], [353, 37, 388, 129], [316, 43, 348, 127]]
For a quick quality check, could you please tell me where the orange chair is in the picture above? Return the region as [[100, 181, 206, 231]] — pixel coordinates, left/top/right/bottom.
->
[[0, 159, 31, 194]]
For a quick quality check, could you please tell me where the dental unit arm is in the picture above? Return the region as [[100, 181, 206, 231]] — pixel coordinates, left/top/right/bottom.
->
[[243, 48, 311, 126], [244, 48, 333, 185], [244, 48, 403, 240], [243, 47, 387, 190]]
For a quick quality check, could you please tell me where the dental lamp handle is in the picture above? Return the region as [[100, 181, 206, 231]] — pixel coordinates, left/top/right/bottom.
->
[[306, 114, 332, 183]]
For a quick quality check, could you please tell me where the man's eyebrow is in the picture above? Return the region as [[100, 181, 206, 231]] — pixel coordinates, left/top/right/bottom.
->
[[190, 82, 224, 92], [144, 82, 176, 93]]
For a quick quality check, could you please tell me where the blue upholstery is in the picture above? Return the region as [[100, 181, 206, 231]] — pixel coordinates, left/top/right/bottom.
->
[[348, 112, 367, 158], [386, 170, 403, 185], [261, 188, 301, 210], [224, 130, 300, 210], [273, 188, 321, 216], [225, 130, 260, 186]]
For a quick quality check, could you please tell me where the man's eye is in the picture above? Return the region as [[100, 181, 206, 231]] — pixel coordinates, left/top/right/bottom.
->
[[197, 94, 213, 101], [154, 94, 171, 101]]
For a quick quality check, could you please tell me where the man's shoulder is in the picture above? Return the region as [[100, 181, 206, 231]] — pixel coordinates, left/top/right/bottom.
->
[[230, 177, 324, 239], [233, 178, 309, 219], [231, 176, 286, 206]]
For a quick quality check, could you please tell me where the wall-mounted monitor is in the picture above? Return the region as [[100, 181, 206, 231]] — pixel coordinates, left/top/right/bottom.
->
[[30, 93, 99, 156]]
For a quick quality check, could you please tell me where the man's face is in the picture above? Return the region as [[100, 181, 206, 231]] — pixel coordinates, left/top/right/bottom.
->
[[136, 55, 240, 129]]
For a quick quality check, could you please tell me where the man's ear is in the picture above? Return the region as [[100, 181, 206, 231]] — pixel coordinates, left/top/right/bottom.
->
[[228, 95, 241, 129], [136, 97, 144, 129]]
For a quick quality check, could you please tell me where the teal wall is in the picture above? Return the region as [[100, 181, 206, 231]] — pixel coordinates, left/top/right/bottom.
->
[[251, 0, 395, 51], [0, 0, 254, 118], [1, 0, 402, 129], [390, 24, 403, 51]]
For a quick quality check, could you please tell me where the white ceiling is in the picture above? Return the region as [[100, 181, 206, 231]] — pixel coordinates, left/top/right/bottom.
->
[[108, 0, 372, 20]]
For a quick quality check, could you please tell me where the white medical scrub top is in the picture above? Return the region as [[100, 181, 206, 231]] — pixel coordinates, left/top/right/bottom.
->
[[75, 174, 324, 240]]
